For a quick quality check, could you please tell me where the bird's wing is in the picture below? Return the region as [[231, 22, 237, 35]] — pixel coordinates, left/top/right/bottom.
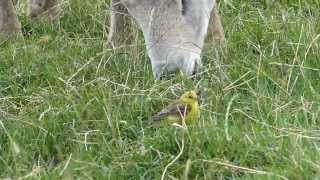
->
[[152, 103, 192, 121]]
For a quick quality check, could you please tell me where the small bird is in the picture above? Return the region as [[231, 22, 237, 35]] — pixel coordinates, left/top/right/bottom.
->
[[152, 90, 199, 126]]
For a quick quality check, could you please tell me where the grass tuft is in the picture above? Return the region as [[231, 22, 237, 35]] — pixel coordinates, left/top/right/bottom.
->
[[1, 0, 320, 179]]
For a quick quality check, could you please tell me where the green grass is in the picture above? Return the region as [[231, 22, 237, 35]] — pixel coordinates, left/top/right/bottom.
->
[[1, 0, 320, 179]]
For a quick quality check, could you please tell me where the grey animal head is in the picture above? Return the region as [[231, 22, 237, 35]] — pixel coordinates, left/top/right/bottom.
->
[[121, 0, 215, 78], [28, 0, 59, 19]]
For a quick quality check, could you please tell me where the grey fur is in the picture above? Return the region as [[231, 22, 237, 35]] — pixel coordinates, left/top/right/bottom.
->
[[0, 0, 59, 36], [28, 0, 60, 20], [0, 0, 21, 36]]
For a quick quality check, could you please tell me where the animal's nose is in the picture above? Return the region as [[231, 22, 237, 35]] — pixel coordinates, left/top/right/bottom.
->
[[188, 55, 200, 75]]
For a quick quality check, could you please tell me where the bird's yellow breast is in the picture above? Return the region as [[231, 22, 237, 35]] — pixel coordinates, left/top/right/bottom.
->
[[187, 101, 199, 122]]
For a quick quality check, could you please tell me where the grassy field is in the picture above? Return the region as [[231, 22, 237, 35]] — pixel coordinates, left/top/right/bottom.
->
[[1, 0, 320, 179]]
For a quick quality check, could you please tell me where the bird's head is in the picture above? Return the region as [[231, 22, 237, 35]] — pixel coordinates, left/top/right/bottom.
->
[[180, 90, 198, 103]]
